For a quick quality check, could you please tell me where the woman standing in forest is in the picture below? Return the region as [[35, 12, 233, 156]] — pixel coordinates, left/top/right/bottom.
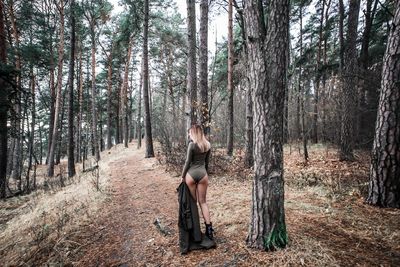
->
[[181, 124, 214, 240]]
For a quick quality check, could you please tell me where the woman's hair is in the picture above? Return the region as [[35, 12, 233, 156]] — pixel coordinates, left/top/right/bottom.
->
[[189, 124, 210, 153]]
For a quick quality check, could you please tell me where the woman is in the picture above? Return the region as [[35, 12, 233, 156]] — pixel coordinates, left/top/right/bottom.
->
[[181, 124, 214, 240]]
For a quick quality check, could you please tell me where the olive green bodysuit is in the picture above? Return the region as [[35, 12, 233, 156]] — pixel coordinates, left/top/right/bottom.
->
[[181, 142, 211, 183]]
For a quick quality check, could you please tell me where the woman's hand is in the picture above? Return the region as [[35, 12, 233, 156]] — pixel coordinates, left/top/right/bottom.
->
[[181, 177, 185, 183]]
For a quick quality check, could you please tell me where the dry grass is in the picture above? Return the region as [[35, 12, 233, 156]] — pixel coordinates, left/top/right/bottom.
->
[[0, 143, 130, 266]]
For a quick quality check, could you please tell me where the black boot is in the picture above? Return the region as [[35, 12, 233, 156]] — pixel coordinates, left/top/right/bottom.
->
[[205, 222, 214, 240]]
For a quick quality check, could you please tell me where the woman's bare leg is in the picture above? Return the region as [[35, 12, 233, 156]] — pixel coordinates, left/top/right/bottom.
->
[[185, 174, 197, 201], [197, 175, 211, 224]]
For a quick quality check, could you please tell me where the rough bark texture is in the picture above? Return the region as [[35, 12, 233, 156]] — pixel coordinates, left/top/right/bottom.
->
[[47, 0, 65, 177], [67, 0, 76, 177], [199, 0, 209, 135], [244, 0, 289, 250], [227, 0, 234, 156], [0, 0, 8, 198], [366, 2, 400, 208], [143, 0, 154, 158], [339, 0, 360, 161], [186, 0, 197, 126]]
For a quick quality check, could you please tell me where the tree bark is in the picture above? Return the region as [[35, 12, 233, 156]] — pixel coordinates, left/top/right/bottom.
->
[[199, 0, 209, 135], [122, 38, 133, 148], [244, 0, 289, 250], [90, 26, 100, 161], [47, 0, 65, 177], [339, 0, 360, 161], [9, 0, 21, 182], [106, 39, 114, 150], [366, 1, 400, 208], [76, 39, 83, 163], [186, 0, 197, 126], [67, 0, 76, 177], [143, 0, 154, 158], [312, 0, 326, 144], [0, 0, 8, 198], [137, 60, 143, 149], [227, 0, 234, 155]]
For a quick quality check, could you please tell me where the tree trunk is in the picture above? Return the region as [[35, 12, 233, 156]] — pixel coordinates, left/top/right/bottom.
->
[[339, 0, 360, 161], [244, 0, 289, 250], [366, 1, 400, 208], [143, 0, 154, 158], [186, 0, 197, 126], [227, 0, 234, 155], [67, 0, 76, 177], [244, 74, 254, 167], [0, 0, 8, 198], [47, 38, 55, 165], [122, 38, 133, 148], [9, 0, 21, 182], [76, 39, 83, 163], [137, 60, 143, 149], [90, 27, 100, 161], [313, 0, 326, 144], [199, 0, 209, 135], [47, 0, 65, 177], [106, 40, 114, 149], [26, 68, 35, 193]]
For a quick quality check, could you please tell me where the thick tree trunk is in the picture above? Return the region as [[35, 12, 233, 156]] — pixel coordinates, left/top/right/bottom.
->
[[244, 76, 254, 168], [186, 0, 197, 126], [227, 0, 234, 155], [67, 0, 76, 177], [143, 0, 154, 157], [199, 0, 209, 135], [0, 0, 8, 198], [244, 0, 289, 250], [47, 0, 65, 177], [340, 0, 360, 161], [366, 2, 400, 208]]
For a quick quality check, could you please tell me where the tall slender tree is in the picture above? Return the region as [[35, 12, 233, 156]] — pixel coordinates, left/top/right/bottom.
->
[[227, 0, 234, 155], [186, 0, 197, 127], [0, 0, 8, 199], [143, 0, 154, 157], [366, 1, 400, 208], [244, 0, 289, 250], [199, 0, 209, 135], [67, 0, 76, 177], [48, 0, 65, 177]]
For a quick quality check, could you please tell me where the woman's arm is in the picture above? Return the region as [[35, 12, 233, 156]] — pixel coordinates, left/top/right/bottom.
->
[[181, 143, 194, 178], [205, 148, 211, 173]]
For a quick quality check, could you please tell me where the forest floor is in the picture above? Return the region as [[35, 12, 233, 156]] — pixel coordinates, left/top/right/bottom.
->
[[1, 141, 400, 266]]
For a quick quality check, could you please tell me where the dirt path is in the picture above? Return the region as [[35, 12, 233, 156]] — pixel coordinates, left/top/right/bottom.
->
[[74, 142, 400, 267], [77, 143, 184, 266]]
